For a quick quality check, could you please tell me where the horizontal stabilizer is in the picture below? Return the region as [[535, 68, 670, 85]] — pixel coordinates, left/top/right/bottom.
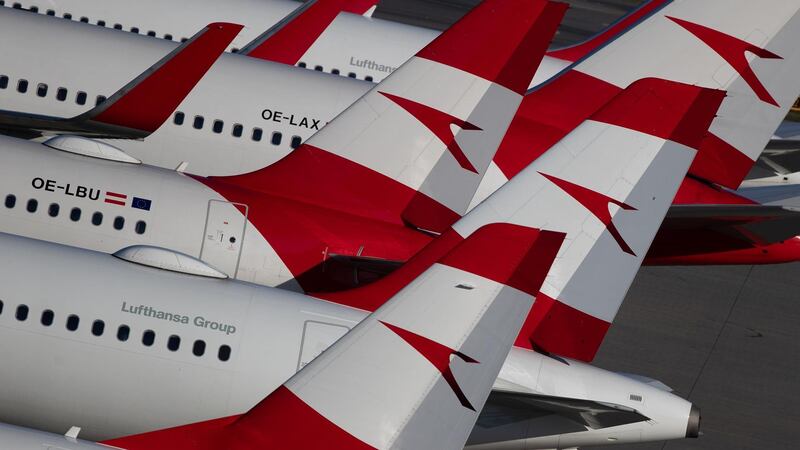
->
[[664, 204, 800, 245], [765, 140, 800, 152], [476, 390, 649, 431], [0, 22, 241, 139]]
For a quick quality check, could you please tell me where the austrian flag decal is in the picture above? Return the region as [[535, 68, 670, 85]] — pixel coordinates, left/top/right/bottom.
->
[[103, 191, 152, 211], [104, 191, 127, 206]]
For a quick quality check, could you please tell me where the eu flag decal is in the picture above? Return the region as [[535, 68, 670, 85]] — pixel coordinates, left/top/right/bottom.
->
[[131, 197, 152, 211]]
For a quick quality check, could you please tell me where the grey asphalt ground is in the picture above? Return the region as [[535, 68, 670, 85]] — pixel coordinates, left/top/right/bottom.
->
[[374, 1, 800, 448]]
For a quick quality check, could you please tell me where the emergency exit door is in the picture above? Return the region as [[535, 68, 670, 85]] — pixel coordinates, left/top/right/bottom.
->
[[200, 200, 248, 278]]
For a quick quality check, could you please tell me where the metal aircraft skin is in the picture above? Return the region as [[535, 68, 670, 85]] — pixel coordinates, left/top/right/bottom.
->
[[0, 72, 718, 450], [2, 0, 800, 272], [0, 0, 798, 337]]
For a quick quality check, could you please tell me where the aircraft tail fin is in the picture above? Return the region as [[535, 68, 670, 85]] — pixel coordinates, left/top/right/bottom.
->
[[104, 225, 564, 450], [488, 0, 800, 201], [207, 0, 567, 234], [239, 0, 379, 65], [468, 78, 725, 361]]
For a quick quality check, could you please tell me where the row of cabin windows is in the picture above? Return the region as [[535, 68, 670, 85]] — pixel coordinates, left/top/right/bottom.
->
[[4, 3, 385, 79], [0, 73, 291, 149], [173, 112, 303, 149], [0, 72, 301, 150], [0, 300, 232, 361], [5, 2, 190, 43], [297, 62, 375, 82], [4, 194, 146, 234], [0, 74, 106, 107]]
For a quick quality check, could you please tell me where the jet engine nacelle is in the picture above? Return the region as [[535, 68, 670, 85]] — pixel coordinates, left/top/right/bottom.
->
[[469, 347, 700, 449]]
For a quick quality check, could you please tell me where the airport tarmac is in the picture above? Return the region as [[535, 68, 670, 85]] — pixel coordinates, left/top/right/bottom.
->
[[375, 1, 800, 448]]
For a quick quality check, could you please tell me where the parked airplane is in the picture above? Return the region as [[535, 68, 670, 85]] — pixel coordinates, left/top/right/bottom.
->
[[0, 215, 566, 449], [8, 0, 800, 206], [0, 0, 379, 55], [0, 72, 721, 446], [1, 0, 799, 304], [0, 0, 566, 291], [0, 0, 663, 82]]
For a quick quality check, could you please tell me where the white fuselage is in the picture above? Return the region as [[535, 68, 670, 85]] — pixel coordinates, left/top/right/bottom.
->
[[1, 0, 572, 84], [0, 7, 569, 177], [2, 0, 300, 52], [0, 232, 694, 448], [0, 136, 306, 288]]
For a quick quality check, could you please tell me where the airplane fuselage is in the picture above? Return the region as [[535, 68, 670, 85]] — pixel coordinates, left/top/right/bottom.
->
[[0, 232, 694, 447]]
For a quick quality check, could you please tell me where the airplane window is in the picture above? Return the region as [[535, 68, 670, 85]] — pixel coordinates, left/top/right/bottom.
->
[[164, 34, 173, 41], [95, 95, 106, 106], [193, 115, 204, 130], [113, 24, 122, 30], [314, 65, 323, 72], [11, 3, 20, 9], [173, 111, 184, 126], [113, 216, 124, 230], [70, 207, 81, 222], [348, 72, 357, 78], [17, 79, 28, 93], [231, 48, 239, 54], [117, 325, 130, 341], [298, 62, 307, 68], [130, 27, 139, 34], [271, 132, 282, 146], [192, 340, 206, 357], [0, 300, 3, 315], [15, 304, 28, 321], [4, 194, 15, 208], [97, 20, 106, 27], [0, 75, 7, 89], [0, 1, 5, 5], [26, 198, 37, 213], [36, 83, 47, 97], [63, 12, 71, 20], [135, 220, 146, 235], [290, 136, 302, 149], [76, 91, 87, 105], [147, 31, 156, 37], [181, 37, 188, 43], [46, 9, 55, 16], [218, 345, 231, 362], [40, 309, 54, 326], [212, 120, 224, 134], [30, 6, 38, 13], [79, 16, 88, 23], [66, 314, 79, 331], [91, 320, 105, 336], [91, 211, 103, 226], [331, 69, 340, 75], [252, 128, 263, 142], [56, 87, 67, 101], [232, 124, 243, 138], [142, 329, 155, 346], [365, 76, 374, 82], [167, 335, 181, 351], [48, 203, 59, 217]]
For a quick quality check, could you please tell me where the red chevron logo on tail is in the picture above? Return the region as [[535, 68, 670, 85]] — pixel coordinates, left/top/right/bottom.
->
[[380, 321, 479, 411], [380, 91, 482, 173], [540, 172, 637, 256], [667, 16, 782, 107]]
